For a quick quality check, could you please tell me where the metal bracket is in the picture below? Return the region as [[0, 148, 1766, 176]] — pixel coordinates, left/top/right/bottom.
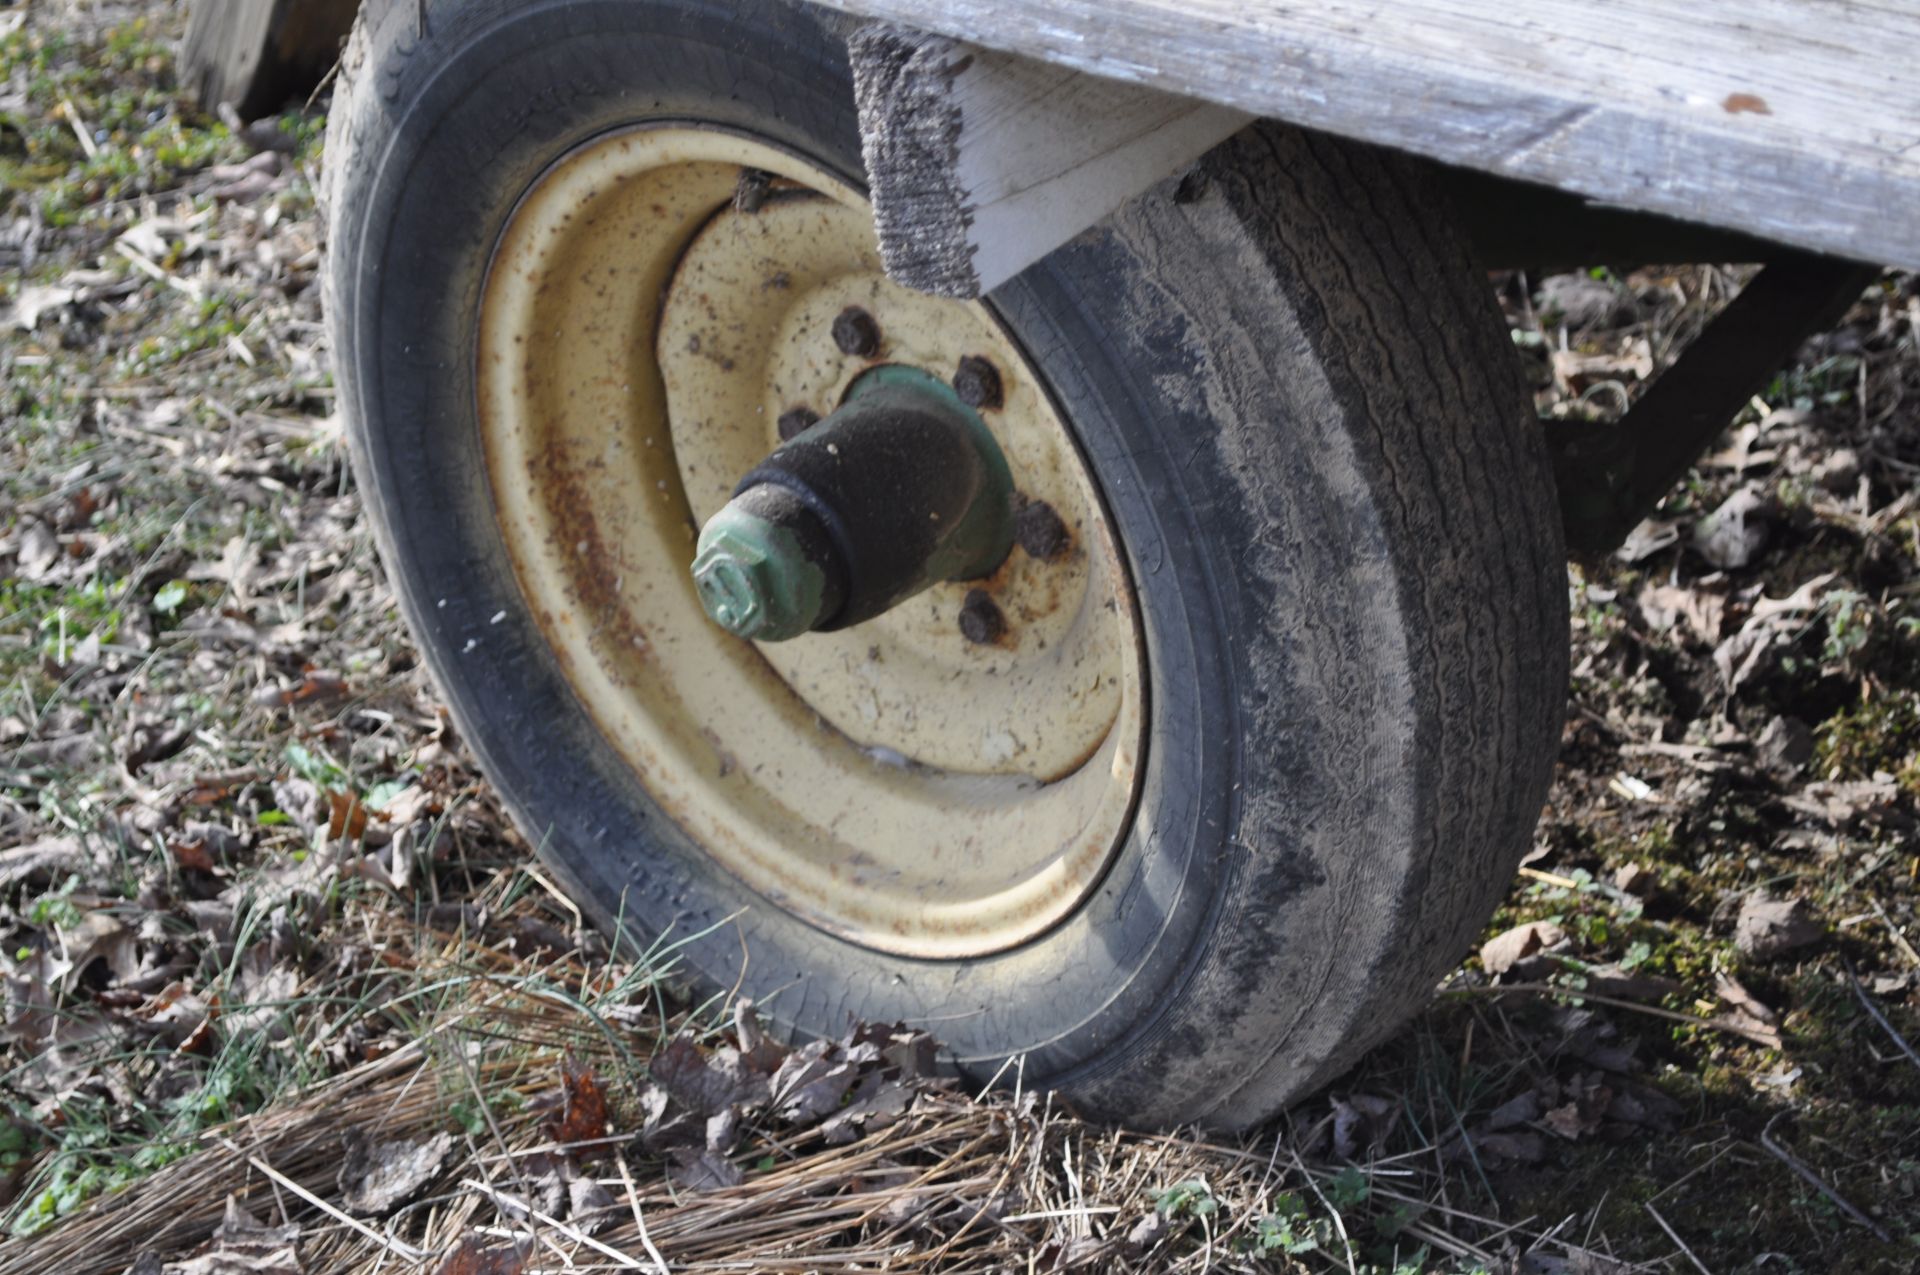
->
[[1547, 254, 1880, 557]]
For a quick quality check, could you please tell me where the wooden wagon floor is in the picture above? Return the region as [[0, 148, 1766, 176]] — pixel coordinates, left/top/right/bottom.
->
[[824, 0, 1920, 269]]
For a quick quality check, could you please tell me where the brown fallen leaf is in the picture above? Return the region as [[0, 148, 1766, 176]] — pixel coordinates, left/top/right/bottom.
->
[[1754, 715, 1814, 775], [1484, 1090, 1540, 1131], [1735, 894, 1824, 959], [1781, 777, 1899, 827], [339, 1128, 456, 1216], [1637, 582, 1726, 645], [1692, 485, 1776, 570], [1715, 973, 1778, 1023], [1480, 920, 1567, 976], [650, 1033, 775, 1118], [1331, 1093, 1400, 1160], [325, 791, 369, 843], [171, 839, 219, 874], [432, 1236, 528, 1275], [545, 1055, 612, 1155], [161, 1197, 303, 1274], [0, 835, 98, 891], [669, 1146, 744, 1190], [1612, 863, 1656, 896], [123, 719, 192, 772]]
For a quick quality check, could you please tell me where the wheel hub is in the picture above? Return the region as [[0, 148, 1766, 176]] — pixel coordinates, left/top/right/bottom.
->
[[692, 366, 1016, 641]]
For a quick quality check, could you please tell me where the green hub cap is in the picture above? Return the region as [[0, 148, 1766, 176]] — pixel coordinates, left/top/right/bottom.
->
[[690, 365, 1016, 641], [692, 489, 840, 641]]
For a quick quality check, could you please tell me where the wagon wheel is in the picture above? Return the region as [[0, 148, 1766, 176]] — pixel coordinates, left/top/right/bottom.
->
[[323, 0, 1568, 1128], [180, 0, 357, 121]]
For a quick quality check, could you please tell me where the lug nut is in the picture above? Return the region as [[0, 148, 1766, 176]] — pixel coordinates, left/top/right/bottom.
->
[[1015, 498, 1070, 561], [958, 588, 1006, 645], [953, 355, 1003, 410], [777, 406, 820, 441], [832, 306, 881, 358], [733, 167, 774, 213]]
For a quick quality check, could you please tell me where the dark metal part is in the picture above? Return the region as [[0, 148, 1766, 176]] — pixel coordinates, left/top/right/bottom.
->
[[1550, 253, 1880, 556], [958, 589, 1006, 644], [777, 406, 820, 441], [831, 306, 881, 358], [1439, 166, 1796, 270], [1014, 497, 1070, 560], [693, 367, 1016, 640], [733, 167, 775, 213], [953, 355, 1004, 410]]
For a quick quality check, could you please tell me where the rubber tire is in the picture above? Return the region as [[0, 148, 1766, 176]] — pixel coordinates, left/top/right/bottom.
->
[[324, 0, 1568, 1129]]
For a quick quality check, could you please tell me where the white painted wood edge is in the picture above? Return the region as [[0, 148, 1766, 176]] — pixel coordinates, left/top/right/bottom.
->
[[851, 24, 1250, 296], [825, 0, 1920, 270]]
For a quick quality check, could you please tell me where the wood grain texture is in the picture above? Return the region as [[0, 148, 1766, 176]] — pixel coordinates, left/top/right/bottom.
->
[[181, 0, 357, 120], [852, 24, 1248, 295], [817, 0, 1920, 268]]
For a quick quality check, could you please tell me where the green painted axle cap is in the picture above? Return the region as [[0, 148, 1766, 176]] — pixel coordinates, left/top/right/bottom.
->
[[691, 503, 835, 642]]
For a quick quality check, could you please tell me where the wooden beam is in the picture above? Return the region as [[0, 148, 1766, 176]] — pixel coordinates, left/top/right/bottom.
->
[[850, 25, 1248, 297], [822, 0, 1920, 271]]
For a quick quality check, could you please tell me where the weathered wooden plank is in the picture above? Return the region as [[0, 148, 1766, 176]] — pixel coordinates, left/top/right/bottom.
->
[[851, 25, 1249, 296], [181, 0, 358, 121], [817, 0, 1920, 268]]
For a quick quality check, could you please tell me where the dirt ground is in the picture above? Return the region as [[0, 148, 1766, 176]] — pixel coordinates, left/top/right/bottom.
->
[[1, 3, 1917, 1272]]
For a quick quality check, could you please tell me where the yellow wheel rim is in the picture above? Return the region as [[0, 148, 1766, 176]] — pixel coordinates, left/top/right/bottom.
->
[[477, 126, 1145, 958]]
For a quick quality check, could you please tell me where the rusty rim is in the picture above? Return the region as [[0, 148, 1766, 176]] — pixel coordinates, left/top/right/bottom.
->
[[476, 126, 1145, 958]]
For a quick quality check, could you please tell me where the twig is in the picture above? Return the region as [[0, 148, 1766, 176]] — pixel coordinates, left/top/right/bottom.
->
[[215, 1137, 428, 1262], [1870, 897, 1920, 968], [1757, 1114, 1891, 1242], [617, 1152, 672, 1274], [1647, 1141, 1742, 1205], [115, 239, 204, 301], [1644, 1201, 1713, 1275], [59, 94, 98, 159], [1285, 1142, 1358, 1274], [1841, 957, 1920, 1074], [463, 1178, 644, 1268], [1448, 982, 1782, 1046]]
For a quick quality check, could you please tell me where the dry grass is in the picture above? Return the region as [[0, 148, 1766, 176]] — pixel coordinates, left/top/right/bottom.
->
[[1, 909, 1636, 1275]]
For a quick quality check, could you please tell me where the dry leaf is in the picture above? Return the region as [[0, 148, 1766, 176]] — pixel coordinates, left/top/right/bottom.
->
[[545, 1055, 611, 1154], [161, 1197, 303, 1274], [1331, 1093, 1400, 1159], [338, 1129, 456, 1216], [1637, 582, 1726, 644], [1480, 920, 1567, 976], [1692, 486, 1776, 569], [1735, 894, 1823, 959], [432, 1237, 527, 1275]]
